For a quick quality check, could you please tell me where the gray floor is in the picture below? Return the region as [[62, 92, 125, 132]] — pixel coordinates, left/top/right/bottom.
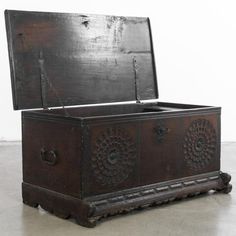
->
[[0, 142, 235, 236]]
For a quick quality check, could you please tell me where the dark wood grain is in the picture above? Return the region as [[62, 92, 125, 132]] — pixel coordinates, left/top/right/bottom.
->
[[5, 10, 232, 228], [22, 171, 232, 227], [22, 116, 82, 198], [5, 10, 158, 110]]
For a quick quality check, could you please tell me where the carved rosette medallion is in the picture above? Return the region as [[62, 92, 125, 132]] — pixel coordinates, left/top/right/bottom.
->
[[92, 128, 137, 186], [183, 119, 217, 170]]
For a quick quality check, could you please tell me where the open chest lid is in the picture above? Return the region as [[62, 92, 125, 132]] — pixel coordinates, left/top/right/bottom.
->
[[5, 10, 158, 110]]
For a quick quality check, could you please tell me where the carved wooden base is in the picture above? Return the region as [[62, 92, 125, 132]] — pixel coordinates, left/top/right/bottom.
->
[[22, 183, 96, 227], [22, 171, 232, 228], [215, 172, 232, 194]]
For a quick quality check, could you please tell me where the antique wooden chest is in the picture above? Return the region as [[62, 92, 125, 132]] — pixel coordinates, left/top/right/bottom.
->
[[5, 10, 232, 227]]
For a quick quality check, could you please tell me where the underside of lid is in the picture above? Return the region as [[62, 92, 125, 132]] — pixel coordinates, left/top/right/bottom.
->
[[5, 10, 158, 110]]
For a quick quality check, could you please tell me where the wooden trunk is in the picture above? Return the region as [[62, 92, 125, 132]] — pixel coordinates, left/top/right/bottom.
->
[[5, 10, 231, 227]]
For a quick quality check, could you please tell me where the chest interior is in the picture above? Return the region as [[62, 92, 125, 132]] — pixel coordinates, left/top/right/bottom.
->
[[34, 102, 208, 118]]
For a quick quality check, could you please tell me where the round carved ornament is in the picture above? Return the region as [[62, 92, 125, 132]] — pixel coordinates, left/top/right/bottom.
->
[[183, 119, 217, 170], [92, 128, 137, 186]]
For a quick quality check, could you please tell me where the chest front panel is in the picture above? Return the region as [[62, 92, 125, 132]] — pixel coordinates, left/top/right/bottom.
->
[[139, 113, 220, 185], [82, 113, 220, 197], [82, 121, 140, 197]]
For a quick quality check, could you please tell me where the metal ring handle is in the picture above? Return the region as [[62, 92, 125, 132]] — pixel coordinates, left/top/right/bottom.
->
[[40, 148, 58, 166]]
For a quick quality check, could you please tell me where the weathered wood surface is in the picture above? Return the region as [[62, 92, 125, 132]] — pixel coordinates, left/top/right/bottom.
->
[[5, 10, 158, 110], [22, 171, 232, 227]]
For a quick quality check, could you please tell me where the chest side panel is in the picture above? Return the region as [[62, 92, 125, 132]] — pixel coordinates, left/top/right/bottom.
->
[[22, 115, 82, 198]]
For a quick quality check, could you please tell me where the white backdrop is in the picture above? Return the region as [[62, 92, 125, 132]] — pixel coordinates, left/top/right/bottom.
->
[[0, 0, 236, 141]]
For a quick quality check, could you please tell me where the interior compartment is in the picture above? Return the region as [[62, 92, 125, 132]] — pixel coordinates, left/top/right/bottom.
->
[[39, 102, 209, 118]]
